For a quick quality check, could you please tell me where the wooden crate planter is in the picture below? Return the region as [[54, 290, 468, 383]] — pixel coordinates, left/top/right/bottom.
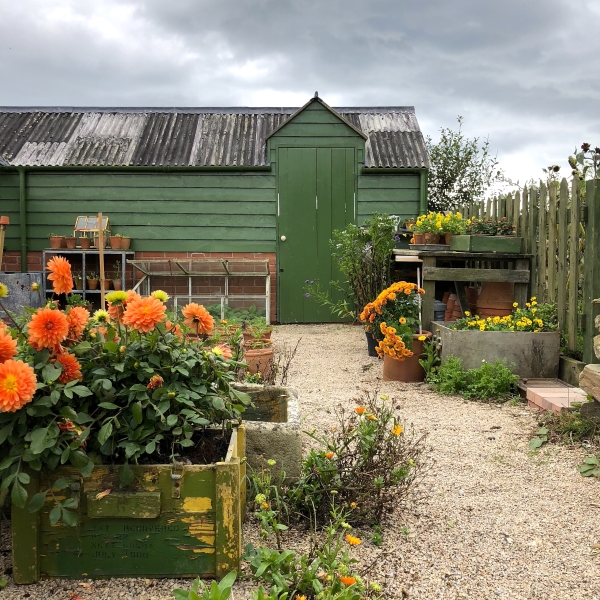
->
[[12, 426, 245, 584], [450, 235, 523, 253], [433, 322, 560, 378]]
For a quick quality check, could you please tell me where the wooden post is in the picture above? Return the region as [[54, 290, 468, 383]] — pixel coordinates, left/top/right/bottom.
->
[[514, 191, 521, 236], [98, 212, 106, 307], [537, 183, 548, 303], [583, 180, 600, 365], [421, 255, 436, 332], [528, 185, 538, 295], [0, 216, 8, 270], [547, 183, 558, 304], [521, 187, 529, 254], [514, 258, 530, 307], [568, 178, 580, 352], [215, 459, 241, 579], [557, 178, 569, 332], [506, 193, 513, 224]]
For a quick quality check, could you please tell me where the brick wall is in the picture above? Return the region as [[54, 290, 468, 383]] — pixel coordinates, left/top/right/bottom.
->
[[3, 250, 278, 323]]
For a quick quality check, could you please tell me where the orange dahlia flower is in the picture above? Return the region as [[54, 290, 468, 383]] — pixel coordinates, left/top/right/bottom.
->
[[55, 352, 83, 384], [108, 290, 141, 322], [0, 329, 17, 364], [67, 306, 90, 341], [28, 307, 69, 350], [122, 296, 166, 333], [47, 256, 73, 295], [182, 303, 214, 335], [0, 359, 37, 412], [147, 375, 164, 389], [166, 320, 183, 339], [212, 343, 232, 359]]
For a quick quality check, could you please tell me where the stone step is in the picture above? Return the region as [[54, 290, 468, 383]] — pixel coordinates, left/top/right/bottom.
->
[[526, 386, 588, 413]]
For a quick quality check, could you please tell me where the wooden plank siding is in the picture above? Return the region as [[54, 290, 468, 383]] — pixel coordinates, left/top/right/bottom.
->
[[3, 171, 277, 252], [0, 172, 21, 247], [357, 173, 421, 225]]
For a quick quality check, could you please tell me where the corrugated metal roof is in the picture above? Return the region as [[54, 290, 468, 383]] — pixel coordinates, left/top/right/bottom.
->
[[0, 105, 429, 169]]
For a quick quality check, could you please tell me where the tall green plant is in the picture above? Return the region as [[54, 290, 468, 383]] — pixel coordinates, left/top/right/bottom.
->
[[305, 213, 396, 319]]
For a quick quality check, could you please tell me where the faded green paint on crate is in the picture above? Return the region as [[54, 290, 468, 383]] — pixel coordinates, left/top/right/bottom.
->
[[450, 235, 523, 253], [12, 427, 244, 583]]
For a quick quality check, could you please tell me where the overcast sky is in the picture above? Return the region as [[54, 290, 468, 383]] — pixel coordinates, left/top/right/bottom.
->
[[1, 0, 599, 184]]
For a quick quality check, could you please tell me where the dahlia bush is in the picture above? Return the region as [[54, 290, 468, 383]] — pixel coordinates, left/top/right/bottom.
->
[[0, 257, 249, 519]]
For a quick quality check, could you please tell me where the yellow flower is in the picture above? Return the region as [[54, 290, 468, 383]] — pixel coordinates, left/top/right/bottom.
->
[[532, 307, 537, 313], [106, 290, 128, 304], [398, 317, 407, 325], [350, 502, 357, 508], [392, 424, 403, 436], [30, 282, 40, 292], [512, 302, 518, 308], [532, 301, 537, 306], [526, 303, 531, 308], [151, 290, 170, 302], [0, 283, 8, 299], [345, 534, 361, 546], [93, 309, 110, 323], [464, 311, 471, 317], [418, 335, 426, 341], [531, 296, 537, 301]]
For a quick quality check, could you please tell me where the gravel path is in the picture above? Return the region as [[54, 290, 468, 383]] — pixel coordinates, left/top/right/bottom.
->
[[2, 324, 599, 599]]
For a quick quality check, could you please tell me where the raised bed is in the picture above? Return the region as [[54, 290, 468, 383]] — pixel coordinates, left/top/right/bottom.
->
[[235, 384, 302, 480], [12, 426, 245, 584], [433, 322, 560, 378]]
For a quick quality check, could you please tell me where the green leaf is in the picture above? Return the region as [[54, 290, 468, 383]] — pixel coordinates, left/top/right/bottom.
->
[[69, 450, 89, 469], [53, 477, 72, 490], [0, 424, 13, 445], [62, 498, 78, 509], [584, 456, 599, 465], [28, 491, 48, 513], [102, 379, 113, 391], [536, 427, 549, 435], [145, 441, 156, 454], [118, 462, 135, 486], [59, 406, 78, 421], [11, 480, 27, 509], [74, 341, 92, 355], [42, 363, 62, 383], [167, 414, 178, 427], [179, 439, 194, 447], [529, 437, 543, 450], [61, 507, 78, 527], [17, 472, 30, 485], [212, 397, 225, 411], [60, 446, 70, 464], [79, 460, 94, 478], [98, 422, 113, 445], [98, 402, 119, 410], [30, 426, 49, 454], [49, 506, 61, 525], [104, 341, 119, 353], [132, 402, 143, 425], [71, 386, 93, 397]]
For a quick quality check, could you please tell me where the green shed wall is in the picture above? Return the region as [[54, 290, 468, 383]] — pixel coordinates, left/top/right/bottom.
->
[[1, 171, 276, 253]]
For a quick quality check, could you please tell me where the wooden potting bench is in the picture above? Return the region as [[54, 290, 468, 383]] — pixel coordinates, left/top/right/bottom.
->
[[393, 249, 532, 331]]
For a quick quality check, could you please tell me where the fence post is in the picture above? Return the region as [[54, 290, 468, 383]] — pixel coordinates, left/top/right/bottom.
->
[[537, 183, 548, 303], [514, 191, 521, 236], [583, 180, 600, 365], [521, 187, 529, 253], [528, 185, 539, 298], [547, 183, 558, 304], [557, 178, 569, 333], [568, 178, 580, 353]]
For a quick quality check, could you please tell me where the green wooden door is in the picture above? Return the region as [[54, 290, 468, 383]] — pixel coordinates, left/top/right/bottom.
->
[[277, 147, 355, 322]]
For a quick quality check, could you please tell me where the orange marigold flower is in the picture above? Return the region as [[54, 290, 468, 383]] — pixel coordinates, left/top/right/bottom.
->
[[147, 375, 164, 389], [325, 451, 334, 459], [261, 502, 270, 509], [403, 287, 412, 295], [398, 317, 407, 325], [354, 407, 366, 415], [55, 352, 82, 384], [28, 307, 69, 350], [0, 329, 17, 364], [122, 296, 166, 333], [339, 576, 356, 586], [392, 424, 403, 436], [345, 534, 361, 546], [402, 348, 413, 357], [379, 321, 387, 334], [67, 306, 90, 341], [0, 359, 37, 412], [47, 256, 73, 295], [182, 303, 214, 335], [418, 287, 425, 294]]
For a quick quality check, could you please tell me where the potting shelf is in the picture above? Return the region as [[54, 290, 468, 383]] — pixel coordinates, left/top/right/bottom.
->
[[128, 258, 271, 323], [42, 249, 135, 303], [393, 249, 532, 331]]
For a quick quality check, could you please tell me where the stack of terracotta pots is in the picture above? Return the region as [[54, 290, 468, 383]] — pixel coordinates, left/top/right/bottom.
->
[[442, 287, 479, 322], [475, 282, 514, 317]]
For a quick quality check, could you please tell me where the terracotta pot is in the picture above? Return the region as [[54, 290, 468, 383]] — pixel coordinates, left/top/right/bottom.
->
[[444, 233, 455, 245], [65, 237, 77, 249], [413, 233, 425, 244], [86, 279, 99, 290], [110, 236, 122, 250], [94, 235, 108, 249], [0, 216, 9, 225], [244, 347, 274, 375], [79, 237, 92, 249], [73, 277, 83, 291], [102, 279, 111, 291], [112, 279, 123, 291], [441, 291, 451, 305], [382, 332, 432, 382], [49, 236, 65, 249], [476, 282, 515, 316], [423, 233, 440, 244], [119, 237, 131, 250]]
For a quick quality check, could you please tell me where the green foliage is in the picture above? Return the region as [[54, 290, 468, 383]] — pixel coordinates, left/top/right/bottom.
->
[[305, 213, 397, 320], [172, 571, 237, 600], [430, 357, 517, 402], [467, 217, 515, 236], [0, 310, 250, 525], [205, 303, 265, 324], [286, 392, 428, 526], [578, 455, 600, 478], [370, 525, 383, 547], [418, 339, 440, 380], [535, 409, 600, 447], [529, 427, 549, 450], [426, 116, 503, 212]]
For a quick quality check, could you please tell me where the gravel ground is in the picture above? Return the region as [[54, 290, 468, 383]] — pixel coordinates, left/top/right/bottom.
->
[[2, 323, 599, 599]]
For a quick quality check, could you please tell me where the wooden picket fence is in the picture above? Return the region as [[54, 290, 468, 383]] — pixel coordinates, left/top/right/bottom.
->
[[461, 178, 600, 365]]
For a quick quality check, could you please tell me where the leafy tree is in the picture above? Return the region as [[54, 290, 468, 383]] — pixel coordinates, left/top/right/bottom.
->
[[426, 116, 503, 211]]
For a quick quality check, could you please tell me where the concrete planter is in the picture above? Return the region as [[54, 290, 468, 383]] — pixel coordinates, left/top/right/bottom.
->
[[234, 384, 302, 480], [432, 322, 560, 378], [12, 427, 245, 583]]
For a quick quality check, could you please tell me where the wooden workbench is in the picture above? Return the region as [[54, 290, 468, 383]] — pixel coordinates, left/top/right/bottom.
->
[[393, 249, 532, 331]]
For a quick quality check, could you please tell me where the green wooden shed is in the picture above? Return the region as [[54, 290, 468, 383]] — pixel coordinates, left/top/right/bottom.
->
[[0, 95, 430, 323]]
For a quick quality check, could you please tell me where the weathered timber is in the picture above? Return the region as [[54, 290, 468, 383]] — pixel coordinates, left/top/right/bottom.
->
[[557, 178, 569, 331], [423, 267, 529, 283]]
